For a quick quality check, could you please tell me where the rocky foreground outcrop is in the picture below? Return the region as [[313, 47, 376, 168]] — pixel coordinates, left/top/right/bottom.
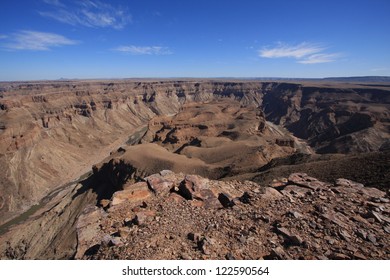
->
[[76, 171, 390, 260]]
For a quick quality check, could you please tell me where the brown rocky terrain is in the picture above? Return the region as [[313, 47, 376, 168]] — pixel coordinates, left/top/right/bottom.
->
[[74, 171, 389, 260], [0, 79, 389, 259]]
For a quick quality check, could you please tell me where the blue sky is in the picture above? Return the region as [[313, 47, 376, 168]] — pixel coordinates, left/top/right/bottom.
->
[[0, 0, 389, 81]]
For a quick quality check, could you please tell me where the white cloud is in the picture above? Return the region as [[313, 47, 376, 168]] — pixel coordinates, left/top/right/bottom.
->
[[0, 35, 8, 39], [259, 42, 339, 64], [4, 30, 78, 51], [40, 0, 131, 29], [260, 42, 324, 59], [298, 53, 340, 64], [113, 45, 173, 55]]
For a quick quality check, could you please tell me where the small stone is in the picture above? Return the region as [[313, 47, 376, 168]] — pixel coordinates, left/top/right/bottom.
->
[[118, 227, 131, 239], [339, 229, 352, 240], [367, 233, 377, 244], [109, 237, 124, 247], [310, 241, 321, 250], [260, 215, 270, 223], [218, 193, 235, 208], [267, 246, 291, 260], [201, 244, 210, 255], [290, 235, 303, 246], [353, 252, 367, 260], [180, 253, 191, 260], [369, 211, 383, 223], [187, 232, 202, 242], [288, 211, 303, 219], [99, 199, 110, 208], [159, 170, 174, 177], [309, 221, 317, 229], [356, 229, 367, 240], [226, 253, 236, 260], [315, 204, 327, 213], [101, 234, 112, 246], [275, 227, 303, 246], [238, 235, 246, 244], [198, 237, 215, 255], [325, 237, 336, 245], [269, 178, 288, 188], [329, 253, 350, 260], [239, 192, 251, 204], [167, 192, 186, 203], [134, 211, 155, 226]]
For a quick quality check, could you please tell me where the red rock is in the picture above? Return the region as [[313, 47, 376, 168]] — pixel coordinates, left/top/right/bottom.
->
[[122, 181, 148, 191], [335, 178, 364, 188], [329, 253, 350, 260], [276, 227, 303, 246], [190, 200, 204, 207], [111, 182, 151, 206], [260, 187, 283, 199], [75, 206, 106, 259], [167, 192, 186, 203], [134, 210, 156, 226], [99, 199, 110, 208], [269, 178, 288, 188], [361, 187, 386, 199], [177, 175, 218, 207], [145, 174, 173, 196], [281, 185, 310, 197], [268, 246, 291, 260], [288, 173, 328, 190], [353, 252, 367, 260]]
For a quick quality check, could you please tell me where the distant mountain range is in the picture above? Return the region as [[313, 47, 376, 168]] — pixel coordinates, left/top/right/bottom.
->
[[323, 76, 390, 83], [249, 76, 390, 83]]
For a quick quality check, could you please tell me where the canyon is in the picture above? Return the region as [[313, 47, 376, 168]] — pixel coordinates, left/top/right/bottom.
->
[[0, 79, 389, 259]]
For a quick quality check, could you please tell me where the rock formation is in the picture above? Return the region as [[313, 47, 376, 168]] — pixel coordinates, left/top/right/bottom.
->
[[74, 171, 389, 260]]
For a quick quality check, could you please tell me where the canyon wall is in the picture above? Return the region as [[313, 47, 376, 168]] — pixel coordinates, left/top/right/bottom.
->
[[1, 80, 389, 225]]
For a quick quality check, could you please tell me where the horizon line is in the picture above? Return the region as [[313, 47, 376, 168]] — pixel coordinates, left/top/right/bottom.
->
[[1, 75, 390, 83]]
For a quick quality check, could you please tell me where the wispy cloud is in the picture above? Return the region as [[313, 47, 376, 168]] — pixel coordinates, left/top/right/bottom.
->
[[0, 35, 8, 40], [40, 0, 131, 29], [259, 42, 340, 64], [3, 30, 78, 51], [298, 53, 340, 64], [113, 45, 173, 55]]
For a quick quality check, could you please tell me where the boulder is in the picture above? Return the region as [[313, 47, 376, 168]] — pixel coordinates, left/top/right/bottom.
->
[[111, 182, 151, 206], [145, 174, 174, 196]]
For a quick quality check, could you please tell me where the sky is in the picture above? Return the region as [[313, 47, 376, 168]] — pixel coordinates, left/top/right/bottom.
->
[[0, 0, 389, 81]]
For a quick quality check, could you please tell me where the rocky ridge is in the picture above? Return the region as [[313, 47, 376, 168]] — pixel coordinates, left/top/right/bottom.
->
[[75, 171, 389, 260]]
